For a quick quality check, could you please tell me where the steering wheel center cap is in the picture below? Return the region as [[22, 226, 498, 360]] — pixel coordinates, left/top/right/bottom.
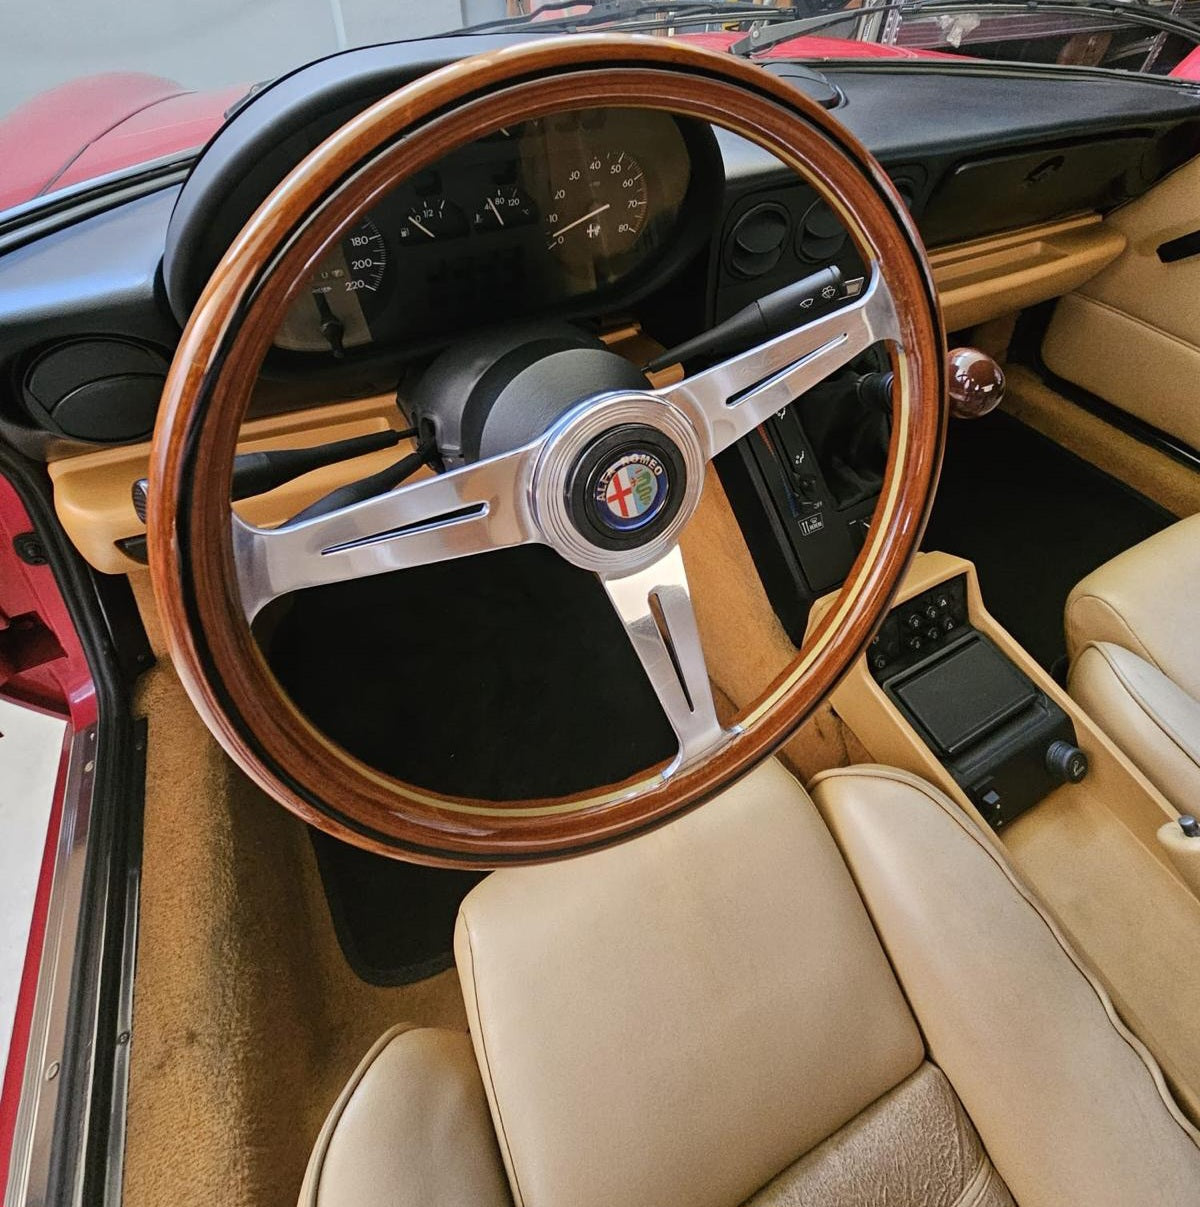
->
[[595, 451, 670, 531], [567, 423, 689, 552], [530, 391, 707, 573]]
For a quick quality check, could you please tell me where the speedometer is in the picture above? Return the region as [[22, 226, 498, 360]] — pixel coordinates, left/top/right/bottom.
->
[[545, 149, 648, 257], [274, 217, 387, 354], [311, 217, 387, 297]]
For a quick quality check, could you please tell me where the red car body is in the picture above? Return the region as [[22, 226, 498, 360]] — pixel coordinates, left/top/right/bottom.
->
[[0, 34, 968, 214], [0, 27, 1196, 213], [0, 73, 246, 213]]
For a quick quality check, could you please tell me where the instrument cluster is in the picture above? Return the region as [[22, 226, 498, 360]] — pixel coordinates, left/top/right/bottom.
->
[[274, 107, 699, 355]]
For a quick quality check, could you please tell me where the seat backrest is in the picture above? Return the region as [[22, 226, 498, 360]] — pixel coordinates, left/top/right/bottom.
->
[[302, 756, 1200, 1207], [454, 759, 926, 1207], [299, 1024, 513, 1207], [1066, 512, 1200, 698]]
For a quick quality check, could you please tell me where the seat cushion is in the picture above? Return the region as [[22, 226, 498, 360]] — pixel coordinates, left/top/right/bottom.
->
[[454, 759, 924, 1207], [1065, 512, 1200, 699], [812, 765, 1200, 1207], [743, 1062, 1013, 1207], [299, 1024, 512, 1207], [1069, 641, 1200, 814]]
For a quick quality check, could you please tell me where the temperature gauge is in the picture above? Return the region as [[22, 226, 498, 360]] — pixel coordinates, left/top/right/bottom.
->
[[472, 185, 537, 231]]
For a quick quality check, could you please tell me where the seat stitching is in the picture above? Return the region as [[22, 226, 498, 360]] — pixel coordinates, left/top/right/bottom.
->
[[461, 914, 528, 1207], [1084, 643, 1200, 775], [1065, 593, 1160, 671], [813, 763, 1200, 1148], [1069, 291, 1200, 355], [950, 1152, 996, 1207]]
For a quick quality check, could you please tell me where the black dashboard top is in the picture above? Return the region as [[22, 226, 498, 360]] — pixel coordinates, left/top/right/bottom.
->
[[3, 33, 1200, 453]]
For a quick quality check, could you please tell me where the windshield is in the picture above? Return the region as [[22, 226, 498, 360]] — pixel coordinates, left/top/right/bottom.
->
[[2, 0, 1198, 219]]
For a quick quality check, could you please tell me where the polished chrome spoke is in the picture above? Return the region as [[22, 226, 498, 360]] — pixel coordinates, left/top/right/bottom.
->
[[234, 445, 541, 621], [602, 545, 729, 771], [660, 269, 900, 458]]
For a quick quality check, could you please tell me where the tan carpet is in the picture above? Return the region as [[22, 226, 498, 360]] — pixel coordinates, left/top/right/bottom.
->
[[681, 471, 872, 779], [123, 580, 468, 1207], [1003, 366, 1200, 519]]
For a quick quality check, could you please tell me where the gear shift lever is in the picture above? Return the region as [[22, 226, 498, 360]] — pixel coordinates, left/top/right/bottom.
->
[[853, 346, 1005, 419], [946, 346, 1005, 418]]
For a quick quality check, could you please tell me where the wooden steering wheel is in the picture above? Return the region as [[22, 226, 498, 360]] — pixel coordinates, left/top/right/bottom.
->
[[147, 36, 946, 866]]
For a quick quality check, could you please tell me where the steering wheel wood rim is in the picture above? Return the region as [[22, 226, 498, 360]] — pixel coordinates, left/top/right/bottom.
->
[[148, 36, 946, 866]]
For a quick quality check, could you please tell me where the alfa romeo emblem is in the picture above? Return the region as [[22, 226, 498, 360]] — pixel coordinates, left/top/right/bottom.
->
[[595, 451, 669, 531]]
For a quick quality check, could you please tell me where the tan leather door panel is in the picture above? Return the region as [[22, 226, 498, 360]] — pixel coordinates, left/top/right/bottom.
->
[[1043, 157, 1200, 449]]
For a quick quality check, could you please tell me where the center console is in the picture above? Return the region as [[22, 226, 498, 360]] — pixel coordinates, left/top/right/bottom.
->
[[716, 365, 887, 642], [717, 347, 1007, 644], [867, 574, 1086, 829], [808, 551, 1200, 1123]]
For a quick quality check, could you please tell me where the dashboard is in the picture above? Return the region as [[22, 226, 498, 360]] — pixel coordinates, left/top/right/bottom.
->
[[3, 34, 1200, 462], [274, 108, 700, 355], [5, 33, 1200, 631]]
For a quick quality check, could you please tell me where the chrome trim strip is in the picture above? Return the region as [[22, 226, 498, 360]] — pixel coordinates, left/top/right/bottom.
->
[[5, 724, 98, 1207]]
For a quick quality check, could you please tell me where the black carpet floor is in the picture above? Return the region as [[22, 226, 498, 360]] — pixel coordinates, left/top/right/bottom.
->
[[269, 409, 1172, 981], [922, 410, 1173, 672], [268, 544, 673, 983]]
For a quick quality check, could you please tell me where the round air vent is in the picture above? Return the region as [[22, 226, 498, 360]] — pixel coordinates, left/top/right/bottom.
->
[[22, 337, 168, 442], [795, 198, 847, 263], [892, 176, 918, 210], [725, 202, 792, 278]]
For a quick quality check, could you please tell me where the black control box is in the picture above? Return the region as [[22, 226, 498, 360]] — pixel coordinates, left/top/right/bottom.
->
[[872, 578, 1086, 830], [867, 575, 968, 682]]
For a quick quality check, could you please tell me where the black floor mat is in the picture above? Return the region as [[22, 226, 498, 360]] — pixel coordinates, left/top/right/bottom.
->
[[923, 410, 1173, 671], [267, 544, 674, 983]]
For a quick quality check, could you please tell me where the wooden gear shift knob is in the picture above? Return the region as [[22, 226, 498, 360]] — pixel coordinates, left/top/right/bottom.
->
[[947, 346, 1005, 419]]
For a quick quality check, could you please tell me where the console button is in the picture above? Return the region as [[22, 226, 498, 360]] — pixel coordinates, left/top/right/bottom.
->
[[1045, 740, 1089, 785]]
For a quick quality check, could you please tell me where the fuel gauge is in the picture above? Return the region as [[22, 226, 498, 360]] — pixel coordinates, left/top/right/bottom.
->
[[472, 184, 537, 232], [398, 197, 469, 244]]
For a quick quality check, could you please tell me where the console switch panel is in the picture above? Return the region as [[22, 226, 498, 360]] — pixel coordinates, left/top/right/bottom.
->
[[868, 575, 968, 681]]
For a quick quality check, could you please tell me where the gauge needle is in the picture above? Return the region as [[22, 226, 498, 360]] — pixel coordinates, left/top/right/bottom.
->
[[486, 197, 505, 228], [547, 203, 610, 250], [407, 215, 436, 239]]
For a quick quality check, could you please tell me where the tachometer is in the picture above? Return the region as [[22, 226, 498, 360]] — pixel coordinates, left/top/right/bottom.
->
[[545, 149, 648, 256]]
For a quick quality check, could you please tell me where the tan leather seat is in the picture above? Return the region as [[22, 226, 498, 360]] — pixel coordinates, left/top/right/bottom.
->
[[300, 760, 1200, 1207], [1066, 513, 1200, 815]]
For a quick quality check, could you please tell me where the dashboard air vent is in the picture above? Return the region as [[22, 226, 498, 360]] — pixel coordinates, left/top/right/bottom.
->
[[795, 199, 847, 263], [22, 337, 168, 442], [725, 202, 791, 278]]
